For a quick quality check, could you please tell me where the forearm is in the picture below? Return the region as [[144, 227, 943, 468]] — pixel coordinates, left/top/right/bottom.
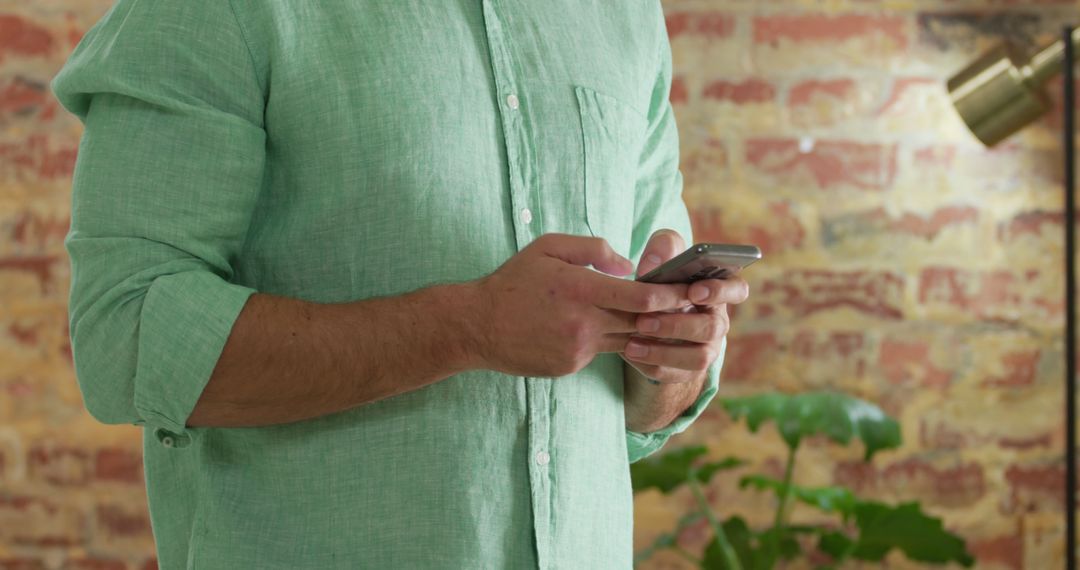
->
[[623, 360, 706, 433], [187, 282, 482, 428]]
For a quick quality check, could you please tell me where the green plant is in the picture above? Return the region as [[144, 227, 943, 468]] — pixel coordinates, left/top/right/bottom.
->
[[630, 391, 975, 569]]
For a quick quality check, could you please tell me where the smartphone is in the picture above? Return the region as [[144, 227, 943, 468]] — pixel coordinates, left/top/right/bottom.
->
[[636, 243, 761, 284]]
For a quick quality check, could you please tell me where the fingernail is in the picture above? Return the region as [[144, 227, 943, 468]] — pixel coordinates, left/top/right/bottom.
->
[[626, 341, 648, 358], [646, 253, 662, 266], [639, 317, 660, 333], [690, 285, 709, 302]]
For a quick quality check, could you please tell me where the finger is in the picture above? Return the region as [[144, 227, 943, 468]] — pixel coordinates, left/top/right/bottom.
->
[[634, 310, 728, 343], [636, 229, 686, 277], [581, 270, 691, 313], [621, 337, 721, 371], [594, 308, 641, 335], [597, 333, 635, 353], [536, 233, 634, 276], [687, 277, 750, 306]]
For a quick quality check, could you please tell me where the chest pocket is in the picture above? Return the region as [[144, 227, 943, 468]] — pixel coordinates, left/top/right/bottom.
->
[[575, 85, 648, 260]]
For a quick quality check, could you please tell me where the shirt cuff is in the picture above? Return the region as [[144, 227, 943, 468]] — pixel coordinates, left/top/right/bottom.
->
[[625, 336, 726, 463], [133, 270, 256, 445]]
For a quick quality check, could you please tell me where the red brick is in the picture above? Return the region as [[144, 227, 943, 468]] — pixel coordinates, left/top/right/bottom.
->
[[68, 560, 127, 570], [0, 495, 85, 547], [0, 75, 47, 118], [0, 134, 79, 182], [981, 350, 1040, 388], [878, 338, 951, 388], [669, 75, 688, 105], [835, 458, 986, 508], [96, 504, 151, 539], [823, 206, 977, 243], [702, 78, 776, 104], [788, 79, 856, 107], [745, 139, 898, 191], [1004, 463, 1065, 513], [999, 433, 1052, 451], [0, 15, 54, 62], [919, 419, 970, 450], [95, 448, 143, 484], [754, 14, 907, 47], [8, 209, 70, 249], [0, 255, 60, 295], [917, 267, 1060, 320], [969, 530, 1023, 570], [666, 12, 735, 40], [139, 559, 158, 570], [999, 211, 1065, 242], [690, 202, 804, 256], [719, 332, 777, 381], [28, 444, 90, 486], [877, 77, 938, 116], [754, 270, 904, 320], [0, 559, 46, 570]]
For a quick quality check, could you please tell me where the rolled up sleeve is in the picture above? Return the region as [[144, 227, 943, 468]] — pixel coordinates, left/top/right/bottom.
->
[[50, 0, 265, 440], [624, 5, 725, 464]]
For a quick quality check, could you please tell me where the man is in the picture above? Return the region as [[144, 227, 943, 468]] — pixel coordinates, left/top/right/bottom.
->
[[51, 0, 749, 568]]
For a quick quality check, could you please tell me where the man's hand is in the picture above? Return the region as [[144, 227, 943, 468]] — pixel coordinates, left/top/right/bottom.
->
[[469, 233, 692, 378], [620, 229, 750, 384]]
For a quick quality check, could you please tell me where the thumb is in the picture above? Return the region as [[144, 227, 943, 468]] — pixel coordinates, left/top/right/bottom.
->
[[637, 229, 686, 276], [538, 234, 635, 276]]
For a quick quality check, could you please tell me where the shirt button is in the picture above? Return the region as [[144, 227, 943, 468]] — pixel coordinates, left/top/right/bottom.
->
[[506, 93, 520, 110], [535, 451, 550, 465], [161, 436, 175, 448], [520, 207, 533, 224]]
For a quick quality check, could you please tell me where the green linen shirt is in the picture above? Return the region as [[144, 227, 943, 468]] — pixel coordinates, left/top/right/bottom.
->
[[50, 0, 725, 568]]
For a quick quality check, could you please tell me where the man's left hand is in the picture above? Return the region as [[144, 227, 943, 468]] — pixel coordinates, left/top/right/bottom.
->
[[620, 229, 750, 383]]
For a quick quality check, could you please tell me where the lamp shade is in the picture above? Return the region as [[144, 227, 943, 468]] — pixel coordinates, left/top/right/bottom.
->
[[947, 43, 1050, 147]]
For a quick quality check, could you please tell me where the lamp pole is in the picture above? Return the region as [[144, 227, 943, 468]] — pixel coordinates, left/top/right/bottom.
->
[[1064, 24, 1076, 570]]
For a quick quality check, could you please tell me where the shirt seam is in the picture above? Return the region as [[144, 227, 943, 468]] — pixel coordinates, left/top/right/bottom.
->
[[225, 0, 267, 104]]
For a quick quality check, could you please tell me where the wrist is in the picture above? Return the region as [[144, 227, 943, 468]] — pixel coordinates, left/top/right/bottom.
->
[[427, 281, 488, 373]]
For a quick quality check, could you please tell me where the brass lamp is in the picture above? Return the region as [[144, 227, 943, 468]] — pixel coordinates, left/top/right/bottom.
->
[[948, 27, 1079, 570], [948, 28, 1080, 146]]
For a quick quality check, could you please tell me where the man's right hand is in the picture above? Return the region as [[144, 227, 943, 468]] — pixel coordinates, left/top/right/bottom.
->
[[465, 233, 692, 378]]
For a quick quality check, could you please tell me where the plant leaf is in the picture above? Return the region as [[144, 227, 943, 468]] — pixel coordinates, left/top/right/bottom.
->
[[630, 446, 706, 494], [738, 475, 858, 520], [851, 501, 974, 567], [721, 391, 902, 460], [703, 516, 757, 570], [630, 446, 744, 494], [817, 530, 853, 560]]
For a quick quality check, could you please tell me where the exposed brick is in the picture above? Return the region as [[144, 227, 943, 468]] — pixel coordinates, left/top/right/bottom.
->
[[7, 209, 70, 250], [0, 15, 54, 62], [28, 444, 90, 486], [67, 560, 127, 570], [702, 78, 776, 104], [917, 267, 1061, 321], [669, 75, 688, 105], [835, 458, 986, 508], [754, 270, 904, 320], [917, 12, 1043, 53], [690, 201, 804, 256], [789, 79, 855, 107], [745, 139, 898, 192], [754, 14, 907, 48], [0, 559, 46, 570], [1004, 463, 1065, 514], [139, 559, 158, 570], [981, 350, 1040, 388], [0, 75, 48, 119], [0, 255, 61, 295], [969, 530, 1024, 570], [878, 338, 952, 388], [0, 495, 85, 547], [919, 419, 970, 450], [95, 504, 151, 540], [665, 12, 735, 40], [999, 210, 1065, 243], [95, 448, 143, 485], [823, 205, 978, 244], [719, 332, 778, 381], [0, 134, 79, 183], [877, 77, 938, 116]]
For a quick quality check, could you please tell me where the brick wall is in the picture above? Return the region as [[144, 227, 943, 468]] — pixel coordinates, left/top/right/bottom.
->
[[0, 0, 1074, 569], [635, 1, 1078, 569]]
